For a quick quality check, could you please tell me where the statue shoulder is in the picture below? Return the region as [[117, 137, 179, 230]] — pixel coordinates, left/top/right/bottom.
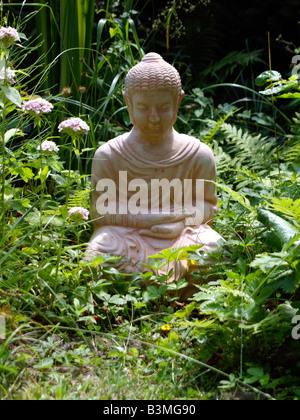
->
[[178, 133, 215, 160], [94, 133, 127, 159], [199, 141, 215, 161]]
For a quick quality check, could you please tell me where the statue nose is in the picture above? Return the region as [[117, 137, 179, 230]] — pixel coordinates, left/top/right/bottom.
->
[[149, 108, 160, 122]]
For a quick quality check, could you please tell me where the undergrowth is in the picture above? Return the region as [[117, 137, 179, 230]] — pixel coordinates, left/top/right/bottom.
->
[[0, 4, 299, 401]]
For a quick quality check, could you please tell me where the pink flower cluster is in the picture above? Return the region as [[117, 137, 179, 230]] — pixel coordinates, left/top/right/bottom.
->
[[37, 140, 59, 153], [58, 117, 90, 136], [0, 26, 21, 47], [0, 67, 16, 84], [22, 98, 54, 115], [68, 207, 89, 221]]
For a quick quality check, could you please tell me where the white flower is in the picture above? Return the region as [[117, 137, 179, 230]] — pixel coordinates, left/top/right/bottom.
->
[[22, 98, 54, 115], [0, 26, 21, 47], [37, 140, 59, 153], [58, 117, 90, 136], [0, 67, 16, 84], [68, 207, 89, 221]]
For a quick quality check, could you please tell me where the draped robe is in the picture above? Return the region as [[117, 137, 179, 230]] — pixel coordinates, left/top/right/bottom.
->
[[86, 132, 224, 296]]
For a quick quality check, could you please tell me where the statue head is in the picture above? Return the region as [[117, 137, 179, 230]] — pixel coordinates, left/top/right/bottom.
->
[[123, 53, 185, 120]]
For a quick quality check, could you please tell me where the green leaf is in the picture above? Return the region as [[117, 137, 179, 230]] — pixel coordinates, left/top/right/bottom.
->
[[174, 302, 198, 318], [143, 286, 164, 301], [277, 92, 300, 99], [247, 366, 264, 378], [4, 129, 24, 144], [226, 271, 241, 280], [22, 247, 39, 256], [109, 26, 119, 38], [39, 166, 50, 183], [262, 232, 282, 251], [251, 112, 274, 126], [279, 275, 297, 293], [168, 330, 179, 343], [43, 215, 64, 227], [149, 245, 203, 262], [141, 257, 168, 270], [257, 208, 299, 248], [265, 197, 300, 224], [259, 84, 286, 96], [255, 70, 282, 86], [0, 86, 22, 107], [250, 253, 287, 273], [34, 358, 54, 369], [109, 295, 127, 305], [166, 278, 189, 291], [81, 254, 121, 268], [74, 298, 81, 310], [217, 183, 256, 213], [11, 163, 34, 183], [0, 364, 18, 373], [59, 205, 69, 220]]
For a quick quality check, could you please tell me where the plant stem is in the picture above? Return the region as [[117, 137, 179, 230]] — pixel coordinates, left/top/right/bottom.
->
[[54, 226, 64, 290], [1, 54, 7, 240], [1, 112, 5, 239], [268, 31, 280, 172], [66, 140, 73, 206], [38, 123, 46, 260], [76, 224, 80, 267]]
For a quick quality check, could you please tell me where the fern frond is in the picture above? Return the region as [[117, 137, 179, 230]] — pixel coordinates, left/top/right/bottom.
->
[[212, 140, 236, 174], [221, 123, 276, 170], [291, 112, 300, 135], [202, 49, 265, 80], [68, 186, 92, 210], [285, 141, 300, 163], [216, 182, 257, 213], [264, 196, 300, 225], [285, 112, 300, 163], [201, 111, 234, 145]]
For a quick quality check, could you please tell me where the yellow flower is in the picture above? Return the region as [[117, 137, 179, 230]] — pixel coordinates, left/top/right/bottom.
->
[[161, 324, 172, 332]]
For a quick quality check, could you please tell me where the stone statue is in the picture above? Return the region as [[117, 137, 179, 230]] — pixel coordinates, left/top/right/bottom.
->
[[86, 53, 224, 299]]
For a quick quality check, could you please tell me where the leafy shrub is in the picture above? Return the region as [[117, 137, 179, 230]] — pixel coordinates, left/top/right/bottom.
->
[[0, 5, 299, 401]]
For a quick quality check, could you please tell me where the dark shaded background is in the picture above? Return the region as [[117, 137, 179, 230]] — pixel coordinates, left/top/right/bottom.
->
[[135, 0, 300, 79], [7, 0, 300, 81], [5, 0, 300, 98]]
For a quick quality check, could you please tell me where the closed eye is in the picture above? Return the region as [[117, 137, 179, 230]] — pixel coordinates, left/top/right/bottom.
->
[[159, 102, 172, 111], [136, 103, 148, 111]]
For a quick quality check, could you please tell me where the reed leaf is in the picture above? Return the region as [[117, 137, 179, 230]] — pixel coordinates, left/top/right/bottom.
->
[[33, 0, 95, 98]]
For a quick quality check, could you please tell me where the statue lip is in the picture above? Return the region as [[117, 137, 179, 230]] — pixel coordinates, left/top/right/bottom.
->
[[148, 124, 161, 130]]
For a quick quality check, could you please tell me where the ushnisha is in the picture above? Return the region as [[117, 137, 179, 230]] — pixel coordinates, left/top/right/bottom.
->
[[86, 53, 224, 299]]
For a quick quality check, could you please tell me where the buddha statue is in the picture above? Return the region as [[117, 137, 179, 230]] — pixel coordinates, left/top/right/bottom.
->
[[86, 53, 224, 299]]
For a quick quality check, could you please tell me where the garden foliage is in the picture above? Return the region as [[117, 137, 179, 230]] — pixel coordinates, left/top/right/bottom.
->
[[0, 1, 299, 400]]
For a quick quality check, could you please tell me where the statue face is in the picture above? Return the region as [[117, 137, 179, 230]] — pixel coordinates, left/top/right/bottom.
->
[[128, 90, 177, 141]]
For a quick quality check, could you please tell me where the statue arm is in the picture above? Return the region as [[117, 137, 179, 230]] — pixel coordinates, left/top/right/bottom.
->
[[90, 146, 119, 228], [90, 146, 185, 229], [195, 144, 219, 226]]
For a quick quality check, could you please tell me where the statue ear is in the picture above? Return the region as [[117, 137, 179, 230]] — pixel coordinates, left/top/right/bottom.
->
[[174, 90, 184, 115], [123, 92, 134, 125], [179, 90, 185, 106], [123, 92, 131, 108], [123, 91, 127, 105], [171, 90, 185, 126]]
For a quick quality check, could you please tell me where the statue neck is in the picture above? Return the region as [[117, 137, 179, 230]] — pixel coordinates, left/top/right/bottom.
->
[[128, 127, 180, 160]]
